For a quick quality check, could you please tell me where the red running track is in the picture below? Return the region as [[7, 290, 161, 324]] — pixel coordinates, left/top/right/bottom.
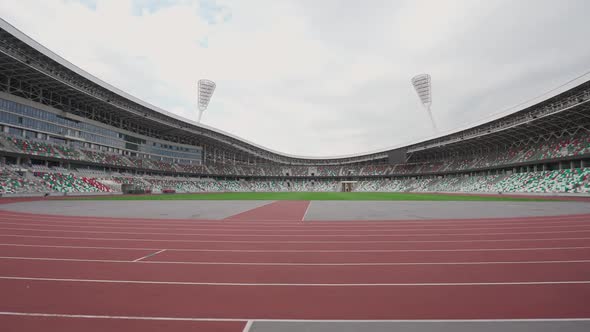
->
[[224, 200, 310, 221], [0, 204, 590, 331]]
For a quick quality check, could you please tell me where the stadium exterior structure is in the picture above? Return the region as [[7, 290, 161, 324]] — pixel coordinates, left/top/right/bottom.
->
[[1, 18, 590, 184]]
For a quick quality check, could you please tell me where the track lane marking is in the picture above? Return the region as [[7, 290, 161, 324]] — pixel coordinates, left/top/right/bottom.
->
[[2, 275, 590, 286], [2, 215, 589, 226], [3, 226, 590, 237], [0, 244, 153, 251], [3, 243, 590, 252], [0, 311, 246, 322], [3, 234, 590, 243], [1, 256, 590, 266], [2, 311, 590, 322], [2, 210, 589, 225], [5, 220, 590, 233], [242, 320, 254, 332], [3, 217, 590, 228], [4, 220, 590, 232], [302, 201, 311, 222], [133, 249, 166, 262]]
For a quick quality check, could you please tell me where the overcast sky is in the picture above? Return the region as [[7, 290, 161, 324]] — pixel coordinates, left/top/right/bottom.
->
[[1, 0, 589, 157]]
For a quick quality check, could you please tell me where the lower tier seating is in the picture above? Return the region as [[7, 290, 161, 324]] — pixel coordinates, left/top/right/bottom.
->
[[2, 164, 590, 195]]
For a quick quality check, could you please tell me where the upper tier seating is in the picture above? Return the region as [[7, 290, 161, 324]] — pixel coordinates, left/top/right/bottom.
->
[[2, 130, 590, 178], [177, 164, 207, 174], [9, 137, 61, 158], [360, 165, 391, 175], [81, 150, 131, 167]]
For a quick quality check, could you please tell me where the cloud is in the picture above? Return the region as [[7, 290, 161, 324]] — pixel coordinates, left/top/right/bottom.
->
[[1, 0, 589, 157]]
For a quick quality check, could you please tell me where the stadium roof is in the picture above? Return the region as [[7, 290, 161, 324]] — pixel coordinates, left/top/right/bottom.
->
[[0, 18, 589, 164]]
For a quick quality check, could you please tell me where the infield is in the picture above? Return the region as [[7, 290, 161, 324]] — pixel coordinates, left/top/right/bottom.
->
[[67, 192, 553, 202]]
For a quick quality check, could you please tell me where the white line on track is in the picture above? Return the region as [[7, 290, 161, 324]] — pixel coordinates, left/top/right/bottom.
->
[[0, 311, 246, 322], [3, 234, 590, 243], [2, 311, 590, 323], [2, 212, 589, 225], [3, 226, 590, 237], [133, 249, 166, 262], [0, 243, 152, 251], [4, 217, 590, 229], [2, 243, 590, 253], [242, 320, 254, 332], [4, 221, 590, 233], [3, 220, 590, 232], [229, 317, 590, 323], [302, 201, 311, 222], [1, 256, 590, 266], [0, 214, 587, 223], [1, 275, 590, 286]]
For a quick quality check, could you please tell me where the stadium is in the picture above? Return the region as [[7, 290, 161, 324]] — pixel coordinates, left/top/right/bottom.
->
[[1, 16, 590, 196], [1, 7, 590, 332]]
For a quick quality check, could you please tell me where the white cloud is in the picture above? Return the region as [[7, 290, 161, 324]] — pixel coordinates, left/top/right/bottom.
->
[[1, 0, 589, 157]]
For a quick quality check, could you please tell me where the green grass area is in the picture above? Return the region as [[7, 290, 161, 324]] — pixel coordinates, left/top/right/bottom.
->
[[71, 192, 549, 201]]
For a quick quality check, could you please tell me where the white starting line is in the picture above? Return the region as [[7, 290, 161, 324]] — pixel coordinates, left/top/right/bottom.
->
[[1, 275, 590, 287], [1, 311, 590, 323]]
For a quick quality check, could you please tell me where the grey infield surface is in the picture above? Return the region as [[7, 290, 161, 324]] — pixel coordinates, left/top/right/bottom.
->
[[2, 200, 590, 220], [0, 200, 273, 219], [303, 201, 590, 220], [247, 320, 590, 332]]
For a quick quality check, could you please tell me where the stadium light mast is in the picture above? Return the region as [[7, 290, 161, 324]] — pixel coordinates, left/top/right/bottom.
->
[[411, 74, 437, 132], [197, 79, 216, 123]]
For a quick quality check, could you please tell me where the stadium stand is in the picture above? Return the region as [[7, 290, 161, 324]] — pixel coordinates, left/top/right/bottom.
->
[[360, 165, 392, 176], [8, 137, 61, 158], [36, 172, 110, 193], [2, 164, 590, 195], [80, 150, 131, 167], [1, 20, 590, 197]]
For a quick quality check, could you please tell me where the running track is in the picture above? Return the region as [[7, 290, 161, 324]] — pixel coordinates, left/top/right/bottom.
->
[[0, 199, 590, 331]]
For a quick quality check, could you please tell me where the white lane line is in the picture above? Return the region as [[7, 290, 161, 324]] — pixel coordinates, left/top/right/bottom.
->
[[1, 256, 590, 266], [3, 234, 590, 243], [5, 217, 590, 229], [243, 318, 590, 322], [1, 275, 590, 286], [4, 220, 590, 232], [302, 201, 311, 222], [1, 212, 589, 225], [5, 220, 590, 233], [0, 311, 245, 322], [0, 244, 154, 251], [242, 320, 254, 332], [1, 311, 590, 322], [3, 226, 590, 237], [2, 243, 590, 253], [2, 220, 590, 231], [133, 249, 166, 262]]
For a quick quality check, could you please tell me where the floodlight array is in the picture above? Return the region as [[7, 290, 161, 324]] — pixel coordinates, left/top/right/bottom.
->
[[411, 74, 432, 106], [198, 79, 216, 111], [197, 79, 216, 122]]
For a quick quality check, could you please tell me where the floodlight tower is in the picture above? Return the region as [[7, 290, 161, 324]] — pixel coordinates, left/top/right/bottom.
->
[[411, 74, 437, 132], [197, 79, 216, 123]]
